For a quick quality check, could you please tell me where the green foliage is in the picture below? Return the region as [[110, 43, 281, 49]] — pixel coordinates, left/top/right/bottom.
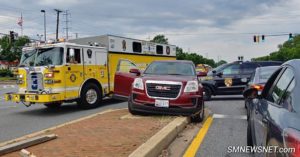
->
[[253, 35, 300, 61], [176, 47, 216, 67], [0, 36, 30, 62], [216, 60, 227, 66], [0, 69, 13, 77], [151, 35, 220, 67], [150, 34, 169, 44]]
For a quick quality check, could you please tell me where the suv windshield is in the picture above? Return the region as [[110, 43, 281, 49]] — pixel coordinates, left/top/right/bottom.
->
[[19, 49, 36, 67], [34, 47, 64, 66], [144, 62, 196, 76]]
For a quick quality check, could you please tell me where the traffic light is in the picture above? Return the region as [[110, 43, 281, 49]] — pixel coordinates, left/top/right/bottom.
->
[[262, 35, 265, 42], [289, 33, 293, 40], [253, 36, 256, 42], [9, 31, 15, 43]]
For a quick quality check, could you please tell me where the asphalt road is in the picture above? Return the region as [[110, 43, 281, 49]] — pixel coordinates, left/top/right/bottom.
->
[[196, 95, 253, 157], [0, 85, 127, 143]]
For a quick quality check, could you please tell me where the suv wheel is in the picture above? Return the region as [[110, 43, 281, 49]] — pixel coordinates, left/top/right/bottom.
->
[[78, 83, 102, 109], [203, 87, 212, 101], [128, 95, 139, 115], [191, 103, 205, 123]]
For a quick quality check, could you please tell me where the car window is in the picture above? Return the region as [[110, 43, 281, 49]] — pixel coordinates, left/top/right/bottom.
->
[[258, 66, 279, 83], [117, 60, 137, 73], [144, 62, 195, 76], [267, 68, 294, 105], [222, 64, 240, 75], [281, 78, 295, 111], [242, 63, 258, 74]]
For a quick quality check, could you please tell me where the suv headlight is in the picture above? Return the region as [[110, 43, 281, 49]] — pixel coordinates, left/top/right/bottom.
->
[[184, 81, 199, 93], [133, 78, 144, 90]]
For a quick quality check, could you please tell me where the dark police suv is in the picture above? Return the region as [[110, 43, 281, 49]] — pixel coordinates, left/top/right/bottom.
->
[[200, 61, 282, 100]]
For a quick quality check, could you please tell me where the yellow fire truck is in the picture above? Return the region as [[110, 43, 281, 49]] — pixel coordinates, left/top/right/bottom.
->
[[5, 35, 176, 109]]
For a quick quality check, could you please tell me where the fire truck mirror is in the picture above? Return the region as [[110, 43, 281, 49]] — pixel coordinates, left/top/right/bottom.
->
[[69, 49, 75, 58]]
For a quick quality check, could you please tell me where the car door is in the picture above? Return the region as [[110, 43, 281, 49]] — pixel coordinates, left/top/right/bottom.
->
[[65, 47, 84, 99], [114, 59, 140, 99], [253, 68, 295, 151], [214, 63, 243, 94]]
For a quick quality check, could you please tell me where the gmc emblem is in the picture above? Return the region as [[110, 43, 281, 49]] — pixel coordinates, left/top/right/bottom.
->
[[155, 85, 171, 91]]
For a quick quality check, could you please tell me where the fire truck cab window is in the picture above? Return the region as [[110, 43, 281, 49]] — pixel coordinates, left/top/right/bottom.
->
[[132, 42, 142, 53], [156, 45, 163, 54], [67, 48, 81, 64]]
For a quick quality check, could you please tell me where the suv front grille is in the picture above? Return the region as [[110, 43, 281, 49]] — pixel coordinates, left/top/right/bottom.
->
[[146, 82, 182, 99]]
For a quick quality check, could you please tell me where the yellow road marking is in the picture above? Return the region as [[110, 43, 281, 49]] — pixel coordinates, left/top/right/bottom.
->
[[183, 116, 213, 157]]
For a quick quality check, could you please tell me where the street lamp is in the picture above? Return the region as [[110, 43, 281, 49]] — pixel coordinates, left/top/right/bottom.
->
[[41, 10, 46, 42]]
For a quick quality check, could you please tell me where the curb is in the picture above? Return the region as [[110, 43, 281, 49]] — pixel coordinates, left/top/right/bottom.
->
[[0, 108, 125, 147], [129, 116, 190, 157]]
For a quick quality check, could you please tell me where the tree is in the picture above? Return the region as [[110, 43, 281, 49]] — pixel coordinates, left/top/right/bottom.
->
[[151, 35, 221, 67], [0, 36, 30, 62], [253, 34, 300, 61], [150, 34, 168, 44], [216, 60, 227, 66]]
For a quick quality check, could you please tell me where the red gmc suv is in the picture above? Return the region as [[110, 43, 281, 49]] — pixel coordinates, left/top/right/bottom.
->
[[120, 60, 204, 122]]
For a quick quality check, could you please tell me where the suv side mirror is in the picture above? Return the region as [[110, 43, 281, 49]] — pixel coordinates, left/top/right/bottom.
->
[[243, 88, 258, 99], [216, 72, 223, 77], [129, 68, 141, 76]]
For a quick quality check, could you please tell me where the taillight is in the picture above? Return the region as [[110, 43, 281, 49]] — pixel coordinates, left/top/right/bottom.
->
[[283, 128, 300, 157], [44, 73, 54, 78], [251, 84, 264, 91]]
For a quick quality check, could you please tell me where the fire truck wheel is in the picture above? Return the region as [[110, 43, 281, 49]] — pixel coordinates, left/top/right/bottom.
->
[[44, 102, 62, 109], [78, 83, 102, 109]]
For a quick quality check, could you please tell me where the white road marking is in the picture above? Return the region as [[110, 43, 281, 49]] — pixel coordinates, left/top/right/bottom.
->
[[0, 85, 16, 89], [0, 105, 17, 109], [213, 114, 247, 120]]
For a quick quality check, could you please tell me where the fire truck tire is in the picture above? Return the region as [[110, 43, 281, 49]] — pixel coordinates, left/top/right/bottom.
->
[[44, 102, 62, 109], [78, 83, 102, 109]]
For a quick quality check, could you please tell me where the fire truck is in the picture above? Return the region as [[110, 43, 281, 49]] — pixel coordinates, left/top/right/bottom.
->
[[5, 35, 176, 109]]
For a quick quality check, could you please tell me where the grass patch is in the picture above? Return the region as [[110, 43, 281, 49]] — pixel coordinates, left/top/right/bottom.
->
[[0, 77, 16, 81]]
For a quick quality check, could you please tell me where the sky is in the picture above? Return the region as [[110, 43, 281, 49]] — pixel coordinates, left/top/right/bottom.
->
[[0, 0, 299, 62]]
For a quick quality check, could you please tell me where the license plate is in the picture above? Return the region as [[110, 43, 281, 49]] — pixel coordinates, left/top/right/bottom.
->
[[155, 99, 169, 108]]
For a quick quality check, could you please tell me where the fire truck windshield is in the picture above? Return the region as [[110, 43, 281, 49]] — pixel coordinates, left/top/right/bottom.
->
[[34, 47, 64, 66], [19, 50, 36, 67]]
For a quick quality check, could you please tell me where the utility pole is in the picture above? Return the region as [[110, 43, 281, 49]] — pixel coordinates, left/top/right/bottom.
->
[[63, 10, 71, 40], [54, 9, 62, 41], [41, 10, 46, 42]]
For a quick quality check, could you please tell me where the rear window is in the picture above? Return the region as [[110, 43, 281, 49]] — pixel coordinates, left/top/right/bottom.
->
[[242, 63, 258, 74], [257, 66, 279, 83]]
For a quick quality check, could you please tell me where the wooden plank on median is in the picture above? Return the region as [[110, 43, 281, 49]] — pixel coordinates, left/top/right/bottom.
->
[[0, 134, 57, 156]]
